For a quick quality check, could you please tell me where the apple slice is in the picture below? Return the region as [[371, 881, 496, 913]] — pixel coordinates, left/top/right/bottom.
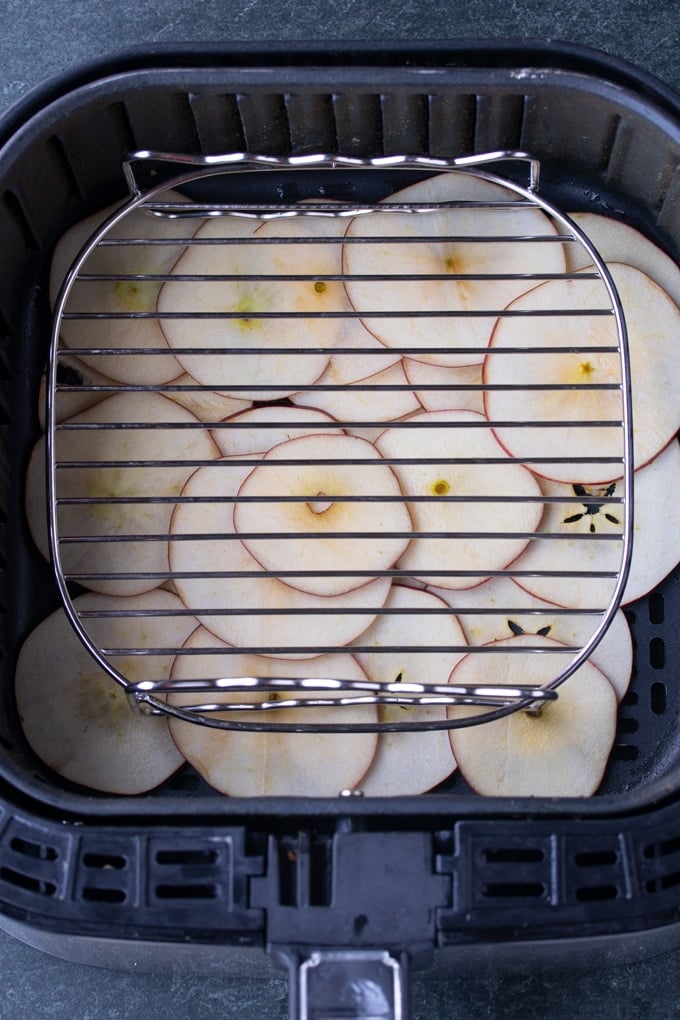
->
[[169, 455, 393, 656], [234, 433, 412, 597], [352, 584, 464, 795], [167, 631, 378, 796], [26, 391, 219, 595], [484, 263, 680, 483], [509, 437, 680, 609], [158, 214, 352, 401], [291, 359, 422, 432], [403, 358, 485, 414], [564, 212, 680, 309], [344, 172, 566, 367], [50, 190, 197, 385], [212, 404, 343, 458], [447, 634, 618, 797], [38, 355, 115, 430], [430, 574, 632, 701], [14, 590, 195, 794], [374, 409, 544, 589]]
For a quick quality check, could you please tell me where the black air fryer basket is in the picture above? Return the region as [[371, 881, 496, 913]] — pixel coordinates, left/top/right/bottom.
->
[[3, 41, 680, 1019]]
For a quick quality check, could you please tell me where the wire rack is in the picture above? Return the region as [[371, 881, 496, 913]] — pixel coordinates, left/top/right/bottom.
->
[[45, 151, 633, 733]]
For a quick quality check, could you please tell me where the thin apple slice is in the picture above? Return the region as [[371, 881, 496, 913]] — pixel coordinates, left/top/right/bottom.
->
[[26, 391, 219, 595], [158, 214, 351, 401], [509, 438, 680, 609], [344, 172, 566, 367], [430, 574, 632, 701], [38, 355, 116, 430], [484, 263, 680, 483], [403, 358, 485, 414], [291, 359, 422, 432], [212, 404, 343, 458], [374, 410, 543, 589], [564, 212, 680, 309], [167, 631, 378, 796], [234, 433, 412, 597], [352, 584, 464, 795], [169, 455, 393, 656], [50, 190, 196, 385], [14, 590, 194, 794], [447, 634, 618, 797]]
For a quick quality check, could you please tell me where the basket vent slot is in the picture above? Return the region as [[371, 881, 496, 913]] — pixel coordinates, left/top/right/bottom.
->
[[648, 592, 665, 624], [574, 883, 619, 902], [155, 848, 219, 866], [574, 849, 618, 868], [427, 93, 476, 158], [154, 882, 218, 900], [482, 847, 544, 865], [82, 851, 127, 870], [285, 92, 337, 154], [650, 681, 667, 715], [332, 92, 383, 156], [10, 835, 58, 861], [0, 865, 56, 897], [649, 636, 665, 669], [81, 885, 126, 903], [482, 881, 546, 898]]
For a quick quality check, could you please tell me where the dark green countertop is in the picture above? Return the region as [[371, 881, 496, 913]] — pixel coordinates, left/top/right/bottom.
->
[[1, 2, 680, 1017]]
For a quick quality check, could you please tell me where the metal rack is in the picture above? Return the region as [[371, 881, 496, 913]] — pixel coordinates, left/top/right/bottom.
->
[[45, 151, 633, 733]]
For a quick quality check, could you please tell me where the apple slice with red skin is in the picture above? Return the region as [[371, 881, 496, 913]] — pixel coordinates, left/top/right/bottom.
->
[[212, 404, 343, 458], [484, 263, 680, 484], [447, 634, 618, 797], [374, 409, 544, 589], [352, 584, 464, 795], [167, 630, 378, 797], [564, 212, 680, 309], [429, 574, 632, 701], [344, 172, 566, 368], [508, 437, 680, 610], [169, 455, 393, 657], [158, 214, 351, 401], [291, 359, 422, 434], [234, 432, 413, 597], [15, 590, 195, 794], [403, 358, 485, 415], [50, 191, 195, 385], [26, 391, 219, 596]]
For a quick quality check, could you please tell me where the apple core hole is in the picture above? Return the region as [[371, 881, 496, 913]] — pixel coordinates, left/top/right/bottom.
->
[[314, 281, 326, 293], [431, 479, 451, 496], [308, 491, 332, 514]]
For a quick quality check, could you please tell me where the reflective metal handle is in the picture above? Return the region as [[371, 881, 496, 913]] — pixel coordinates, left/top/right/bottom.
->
[[291, 950, 408, 1020]]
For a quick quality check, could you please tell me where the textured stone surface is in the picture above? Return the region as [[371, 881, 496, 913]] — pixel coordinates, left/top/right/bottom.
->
[[1, 1, 680, 1016]]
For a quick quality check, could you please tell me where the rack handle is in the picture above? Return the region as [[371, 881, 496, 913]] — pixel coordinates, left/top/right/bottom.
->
[[285, 949, 409, 1020]]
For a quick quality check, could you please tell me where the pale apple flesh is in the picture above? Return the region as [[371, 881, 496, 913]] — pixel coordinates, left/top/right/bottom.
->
[[352, 584, 464, 795], [344, 172, 566, 367], [447, 634, 618, 797], [374, 409, 544, 589], [169, 456, 393, 656], [14, 591, 194, 794], [167, 631, 378, 797], [234, 433, 413, 597]]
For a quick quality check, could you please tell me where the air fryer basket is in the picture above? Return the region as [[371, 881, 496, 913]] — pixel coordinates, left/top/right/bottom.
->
[[3, 40, 680, 1017]]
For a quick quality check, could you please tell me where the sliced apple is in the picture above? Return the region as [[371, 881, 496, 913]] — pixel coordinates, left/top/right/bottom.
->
[[38, 355, 115, 430], [291, 359, 422, 434], [564, 211, 680, 309], [234, 433, 412, 597], [447, 634, 618, 797], [50, 190, 197, 384], [374, 409, 544, 589], [403, 358, 485, 415], [484, 263, 680, 484], [167, 631, 378, 796], [352, 584, 464, 795], [14, 590, 194, 794], [169, 455, 393, 656], [26, 391, 219, 595], [158, 214, 353, 401], [508, 437, 680, 609], [212, 404, 343, 458], [344, 172, 566, 367], [430, 574, 633, 701]]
